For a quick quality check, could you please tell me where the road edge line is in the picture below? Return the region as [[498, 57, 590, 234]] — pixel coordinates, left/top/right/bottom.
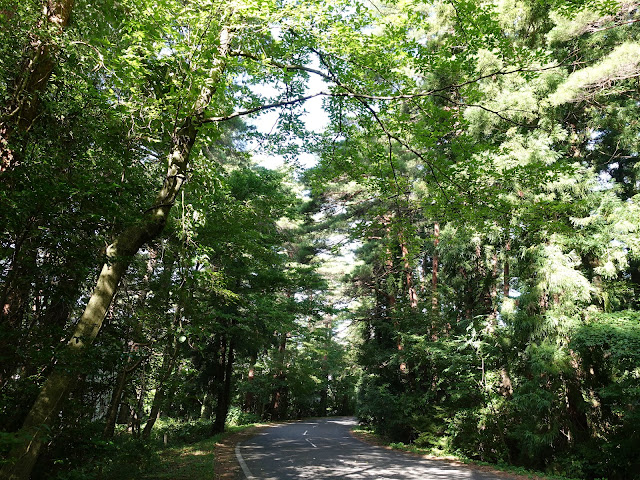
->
[[235, 442, 256, 479]]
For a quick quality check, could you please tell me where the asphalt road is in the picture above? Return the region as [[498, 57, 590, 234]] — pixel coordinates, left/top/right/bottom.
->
[[235, 417, 512, 479]]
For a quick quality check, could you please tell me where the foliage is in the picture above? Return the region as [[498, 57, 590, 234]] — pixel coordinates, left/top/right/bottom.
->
[[225, 407, 261, 427], [41, 424, 156, 480], [151, 419, 216, 446], [2, 0, 640, 479]]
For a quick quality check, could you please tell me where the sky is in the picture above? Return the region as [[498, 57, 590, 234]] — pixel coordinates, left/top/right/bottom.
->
[[248, 60, 330, 170]]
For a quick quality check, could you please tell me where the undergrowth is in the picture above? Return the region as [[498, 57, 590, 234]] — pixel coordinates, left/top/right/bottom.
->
[[352, 426, 582, 480]]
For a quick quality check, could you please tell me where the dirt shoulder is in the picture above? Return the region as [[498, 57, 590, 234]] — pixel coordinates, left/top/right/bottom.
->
[[213, 424, 268, 480]]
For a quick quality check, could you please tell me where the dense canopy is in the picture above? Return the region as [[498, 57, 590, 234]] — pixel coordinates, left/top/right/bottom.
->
[[1, 0, 639, 479]]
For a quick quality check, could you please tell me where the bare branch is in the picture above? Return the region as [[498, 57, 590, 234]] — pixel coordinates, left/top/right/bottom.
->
[[200, 91, 327, 123], [231, 49, 567, 99]]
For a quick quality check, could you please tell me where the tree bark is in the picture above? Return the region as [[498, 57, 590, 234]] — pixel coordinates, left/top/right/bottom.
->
[[400, 239, 418, 308], [432, 222, 439, 311], [141, 338, 179, 439], [0, 235, 34, 390], [1, 0, 74, 172], [270, 333, 288, 420], [102, 366, 129, 439], [104, 249, 157, 439], [398, 233, 416, 374], [130, 363, 148, 438], [212, 340, 235, 434], [102, 350, 146, 439], [486, 249, 498, 333], [244, 353, 257, 412], [0, 25, 232, 479], [200, 393, 212, 420], [504, 240, 510, 297]]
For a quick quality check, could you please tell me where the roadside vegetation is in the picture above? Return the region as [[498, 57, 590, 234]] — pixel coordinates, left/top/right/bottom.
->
[[1, 0, 639, 479]]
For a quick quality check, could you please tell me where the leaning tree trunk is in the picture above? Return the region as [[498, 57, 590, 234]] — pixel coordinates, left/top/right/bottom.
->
[[0, 25, 232, 479], [104, 249, 158, 439], [0, 125, 194, 480]]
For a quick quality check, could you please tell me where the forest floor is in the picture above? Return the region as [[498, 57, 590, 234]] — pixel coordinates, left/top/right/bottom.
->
[[143, 424, 260, 480]]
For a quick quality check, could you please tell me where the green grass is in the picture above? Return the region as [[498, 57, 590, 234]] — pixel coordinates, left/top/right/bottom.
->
[[144, 424, 255, 480]]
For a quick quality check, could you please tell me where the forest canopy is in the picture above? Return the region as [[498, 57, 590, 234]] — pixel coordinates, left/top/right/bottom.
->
[[1, 0, 639, 479]]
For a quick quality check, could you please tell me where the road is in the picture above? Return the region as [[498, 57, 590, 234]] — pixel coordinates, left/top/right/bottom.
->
[[235, 417, 513, 479]]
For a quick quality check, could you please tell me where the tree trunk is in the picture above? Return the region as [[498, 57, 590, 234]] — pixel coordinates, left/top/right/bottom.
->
[[270, 333, 288, 420], [200, 393, 212, 420], [141, 339, 179, 439], [0, 225, 38, 391], [319, 318, 331, 414], [212, 340, 235, 434], [130, 363, 147, 438], [102, 349, 146, 439], [1, 0, 74, 173], [486, 250, 498, 333], [0, 25, 232, 479], [244, 353, 257, 413], [104, 249, 158, 439], [102, 367, 128, 439], [432, 222, 439, 311], [400, 239, 418, 308], [397, 231, 416, 374], [504, 240, 510, 297]]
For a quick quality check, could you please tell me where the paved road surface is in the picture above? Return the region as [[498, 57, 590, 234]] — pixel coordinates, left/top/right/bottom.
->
[[236, 417, 511, 479]]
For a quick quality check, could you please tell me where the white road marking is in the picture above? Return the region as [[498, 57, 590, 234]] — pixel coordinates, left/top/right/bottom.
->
[[303, 430, 308, 435], [235, 443, 257, 479], [305, 437, 317, 448]]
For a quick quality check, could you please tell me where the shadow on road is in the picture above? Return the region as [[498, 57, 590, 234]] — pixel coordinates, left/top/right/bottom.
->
[[238, 417, 509, 480]]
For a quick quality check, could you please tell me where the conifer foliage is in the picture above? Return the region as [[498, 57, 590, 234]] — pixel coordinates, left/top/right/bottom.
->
[[1, 0, 639, 479]]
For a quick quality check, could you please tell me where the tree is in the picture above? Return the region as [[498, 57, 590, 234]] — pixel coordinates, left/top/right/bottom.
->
[[3, 0, 640, 478]]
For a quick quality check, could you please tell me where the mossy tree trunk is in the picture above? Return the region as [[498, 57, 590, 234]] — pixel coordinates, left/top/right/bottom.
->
[[0, 24, 232, 478], [0, 122, 195, 480]]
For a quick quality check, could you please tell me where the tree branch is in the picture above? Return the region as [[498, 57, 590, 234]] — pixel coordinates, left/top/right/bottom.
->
[[200, 91, 328, 123]]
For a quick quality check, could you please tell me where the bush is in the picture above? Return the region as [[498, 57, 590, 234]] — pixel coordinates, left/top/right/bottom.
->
[[152, 418, 214, 445], [36, 423, 155, 480], [226, 407, 260, 426]]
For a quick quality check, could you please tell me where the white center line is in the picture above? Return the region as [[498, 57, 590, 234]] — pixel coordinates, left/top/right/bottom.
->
[[305, 437, 317, 448], [303, 430, 308, 436]]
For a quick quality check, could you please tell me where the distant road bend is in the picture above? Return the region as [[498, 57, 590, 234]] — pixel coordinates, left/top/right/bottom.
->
[[235, 417, 513, 479]]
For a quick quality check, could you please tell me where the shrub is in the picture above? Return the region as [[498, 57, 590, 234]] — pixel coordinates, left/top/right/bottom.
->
[[226, 407, 260, 426], [152, 418, 214, 445]]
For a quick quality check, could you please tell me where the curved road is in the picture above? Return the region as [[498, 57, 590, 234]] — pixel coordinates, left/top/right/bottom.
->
[[235, 417, 512, 479]]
